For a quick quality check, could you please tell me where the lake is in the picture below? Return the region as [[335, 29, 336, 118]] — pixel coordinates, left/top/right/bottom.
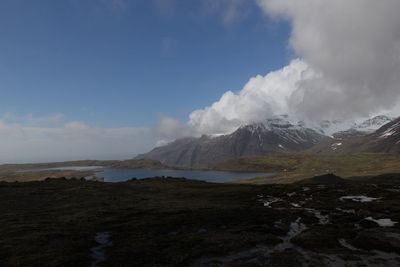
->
[[95, 168, 273, 183]]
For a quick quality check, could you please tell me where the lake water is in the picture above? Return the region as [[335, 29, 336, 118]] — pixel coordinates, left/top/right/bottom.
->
[[95, 168, 272, 183]]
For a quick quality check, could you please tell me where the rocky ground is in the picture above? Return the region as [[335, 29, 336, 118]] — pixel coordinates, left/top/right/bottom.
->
[[1, 174, 400, 266]]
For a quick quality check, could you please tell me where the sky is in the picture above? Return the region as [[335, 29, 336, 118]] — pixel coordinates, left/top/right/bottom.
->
[[0, 0, 289, 127], [1, 0, 400, 163]]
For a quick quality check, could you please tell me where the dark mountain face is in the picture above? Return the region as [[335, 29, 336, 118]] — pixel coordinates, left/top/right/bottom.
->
[[368, 117, 400, 153], [137, 120, 325, 167]]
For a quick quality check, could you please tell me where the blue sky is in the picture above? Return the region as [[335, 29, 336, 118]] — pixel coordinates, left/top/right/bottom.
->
[[0, 0, 290, 128], [1, 1, 399, 163]]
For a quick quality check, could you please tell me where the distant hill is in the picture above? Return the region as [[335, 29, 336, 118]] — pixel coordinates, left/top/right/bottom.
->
[[137, 118, 324, 167], [0, 159, 167, 172]]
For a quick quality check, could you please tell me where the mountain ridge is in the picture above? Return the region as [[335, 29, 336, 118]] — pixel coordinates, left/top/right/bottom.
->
[[138, 115, 399, 167], [310, 116, 400, 155], [137, 118, 325, 167]]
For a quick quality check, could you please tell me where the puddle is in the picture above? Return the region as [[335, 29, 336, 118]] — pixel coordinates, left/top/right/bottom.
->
[[365, 217, 398, 227], [200, 192, 400, 266], [274, 217, 307, 251], [340, 195, 380, 202], [336, 207, 356, 214], [90, 232, 112, 267], [258, 196, 282, 208], [191, 218, 307, 266]]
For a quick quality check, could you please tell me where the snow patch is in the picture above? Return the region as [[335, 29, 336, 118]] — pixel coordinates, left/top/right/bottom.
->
[[339, 239, 359, 251], [365, 217, 398, 227], [208, 133, 226, 138], [331, 142, 342, 150], [291, 203, 301, 208], [380, 128, 396, 138]]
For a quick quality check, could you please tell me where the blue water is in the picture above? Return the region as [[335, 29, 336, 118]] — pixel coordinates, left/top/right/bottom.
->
[[95, 168, 273, 183]]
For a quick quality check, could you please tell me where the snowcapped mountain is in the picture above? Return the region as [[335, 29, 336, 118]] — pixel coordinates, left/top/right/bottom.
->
[[352, 115, 393, 132], [137, 118, 325, 167], [310, 116, 400, 154], [369, 117, 400, 153], [311, 115, 394, 136], [138, 115, 399, 167]]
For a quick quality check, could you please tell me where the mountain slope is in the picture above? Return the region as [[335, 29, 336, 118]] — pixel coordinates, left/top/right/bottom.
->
[[138, 119, 325, 167], [310, 117, 400, 154], [353, 115, 393, 132], [367, 117, 400, 153]]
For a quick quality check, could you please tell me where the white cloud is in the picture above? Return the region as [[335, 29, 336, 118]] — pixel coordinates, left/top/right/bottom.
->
[[1, 112, 65, 127], [0, 114, 157, 164], [257, 0, 400, 120], [187, 1, 400, 135], [188, 59, 317, 134], [155, 115, 193, 139]]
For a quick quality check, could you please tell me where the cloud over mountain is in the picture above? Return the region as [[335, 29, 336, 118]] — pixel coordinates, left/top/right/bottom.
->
[[188, 59, 316, 134], [188, 0, 400, 135]]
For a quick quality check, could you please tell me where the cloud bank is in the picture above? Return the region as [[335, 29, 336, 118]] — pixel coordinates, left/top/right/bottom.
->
[[188, 59, 316, 134], [0, 114, 156, 163], [188, 0, 400, 135]]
